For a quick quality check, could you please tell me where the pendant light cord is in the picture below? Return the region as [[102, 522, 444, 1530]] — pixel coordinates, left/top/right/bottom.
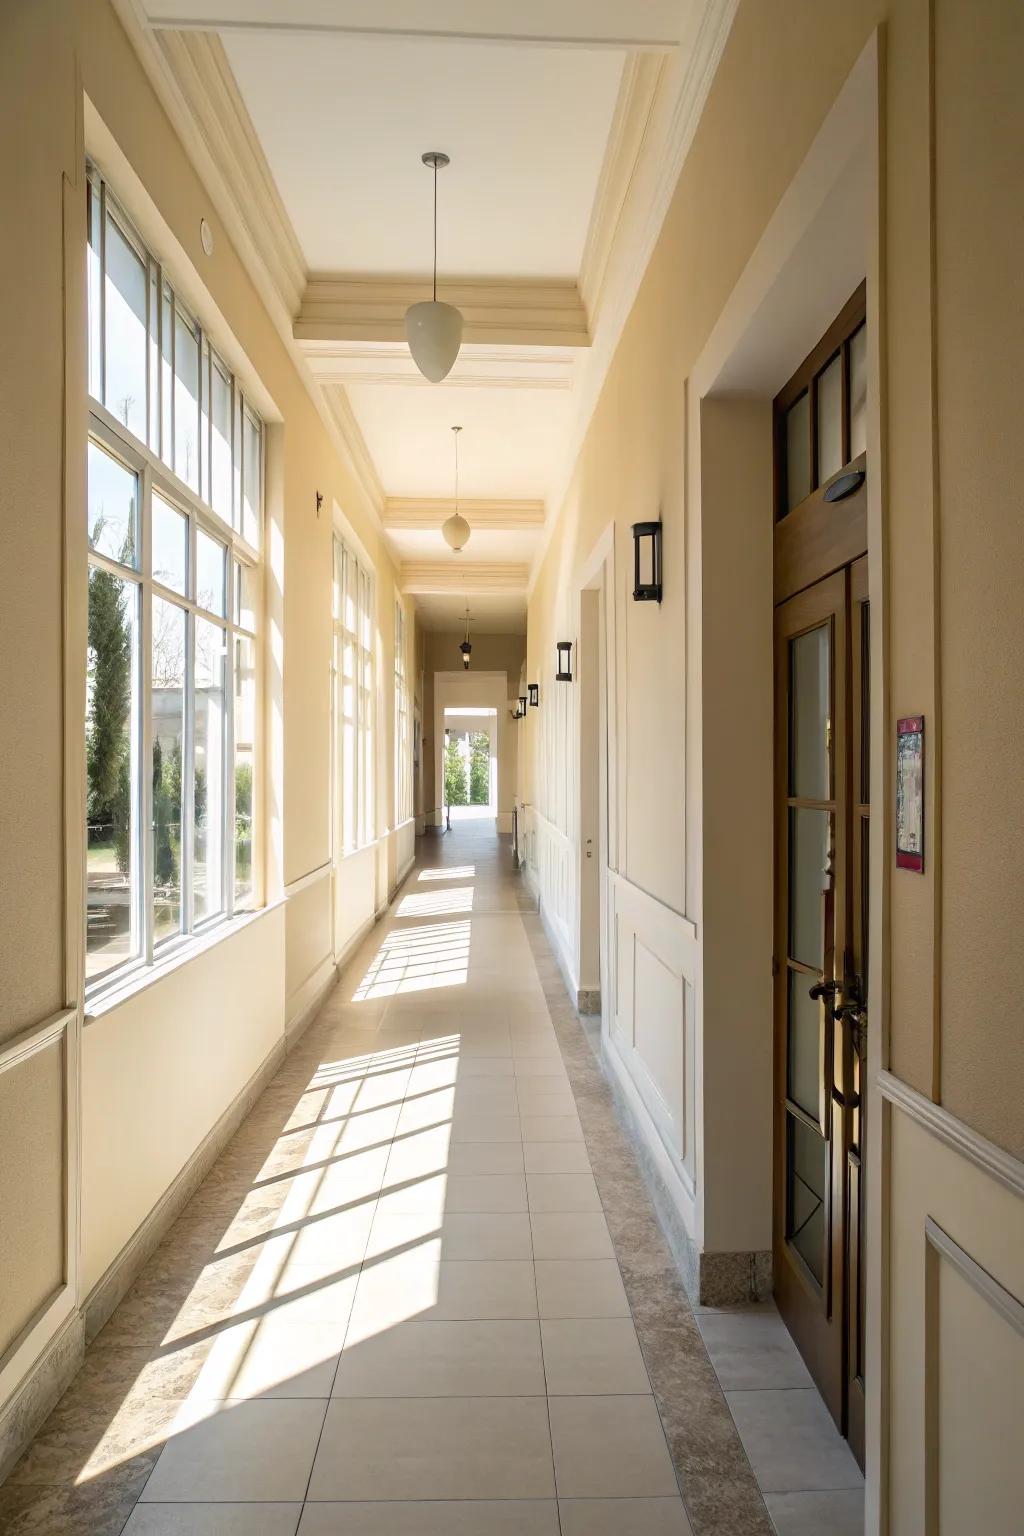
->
[[432, 158, 438, 303]]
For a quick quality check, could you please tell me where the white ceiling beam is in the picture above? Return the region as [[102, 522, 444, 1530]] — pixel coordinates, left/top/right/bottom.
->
[[303, 345, 576, 391], [384, 499, 545, 531], [295, 278, 590, 350], [144, 0, 684, 50], [401, 561, 531, 596]]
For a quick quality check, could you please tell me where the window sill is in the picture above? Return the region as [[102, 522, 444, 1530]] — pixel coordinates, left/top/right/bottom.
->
[[84, 899, 283, 1024]]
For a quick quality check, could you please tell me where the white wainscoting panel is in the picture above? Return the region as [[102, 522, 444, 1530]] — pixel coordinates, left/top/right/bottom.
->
[[606, 871, 698, 1205], [525, 807, 577, 989]]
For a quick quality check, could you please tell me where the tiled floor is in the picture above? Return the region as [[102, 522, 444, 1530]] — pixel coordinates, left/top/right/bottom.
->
[[1, 822, 862, 1534]]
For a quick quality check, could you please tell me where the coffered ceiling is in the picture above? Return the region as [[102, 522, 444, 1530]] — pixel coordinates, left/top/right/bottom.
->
[[120, 0, 738, 629]]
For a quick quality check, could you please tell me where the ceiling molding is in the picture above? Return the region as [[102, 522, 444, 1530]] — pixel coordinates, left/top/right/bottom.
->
[[302, 344, 576, 391], [401, 561, 531, 595], [295, 277, 590, 349], [532, 0, 740, 596], [153, 26, 306, 316], [144, 0, 685, 50], [579, 52, 665, 324], [318, 386, 386, 514], [384, 499, 545, 530]]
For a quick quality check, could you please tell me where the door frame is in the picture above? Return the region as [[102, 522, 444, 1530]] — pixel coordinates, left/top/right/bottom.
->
[[575, 521, 619, 1023], [684, 33, 889, 1529]]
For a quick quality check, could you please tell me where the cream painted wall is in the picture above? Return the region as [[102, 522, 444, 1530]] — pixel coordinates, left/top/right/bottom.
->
[[0, 0, 418, 1438]]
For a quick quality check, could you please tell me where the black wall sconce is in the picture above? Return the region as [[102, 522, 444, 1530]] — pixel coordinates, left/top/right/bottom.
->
[[632, 520, 663, 602], [518, 695, 528, 718], [528, 683, 539, 708], [555, 641, 573, 682]]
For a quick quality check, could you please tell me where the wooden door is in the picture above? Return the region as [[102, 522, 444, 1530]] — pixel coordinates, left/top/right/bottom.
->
[[772, 285, 870, 1464]]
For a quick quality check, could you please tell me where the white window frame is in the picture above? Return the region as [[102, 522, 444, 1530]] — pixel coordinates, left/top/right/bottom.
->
[[85, 165, 263, 1000], [332, 535, 376, 857], [394, 598, 412, 824]]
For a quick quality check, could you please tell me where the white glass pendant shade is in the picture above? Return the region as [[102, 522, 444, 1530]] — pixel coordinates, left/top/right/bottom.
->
[[442, 511, 471, 551], [406, 300, 463, 383]]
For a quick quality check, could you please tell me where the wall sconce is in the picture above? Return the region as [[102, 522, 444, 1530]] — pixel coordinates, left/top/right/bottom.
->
[[459, 607, 473, 668], [632, 520, 662, 602], [555, 641, 573, 682], [519, 695, 528, 718], [528, 683, 539, 708], [512, 700, 525, 720]]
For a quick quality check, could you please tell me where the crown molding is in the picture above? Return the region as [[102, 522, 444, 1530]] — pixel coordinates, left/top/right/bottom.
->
[[302, 344, 576, 391], [384, 499, 545, 531], [401, 562, 531, 595], [531, 0, 740, 596], [318, 387, 386, 515], [295, 277, 590, 349], [579, 52, 666, 324], [143, 0, 685, 50]]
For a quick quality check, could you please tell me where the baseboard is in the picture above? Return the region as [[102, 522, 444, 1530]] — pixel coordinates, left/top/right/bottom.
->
[[82, 1030, 291, 1343], [577, 987, 601, 1015], [396, 851, 416, 888], [0, 1311, 84, 1485]]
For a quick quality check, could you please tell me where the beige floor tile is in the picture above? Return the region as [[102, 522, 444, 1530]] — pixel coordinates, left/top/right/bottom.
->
[[307, 1396, 556, 1501], [541, 1319, 651, 1395], [523, 1143, 592, 1174], [534, 1260, 630, 1319], [531, 1213, 615, 1261], [333, 1319, 545, 1396], [123, 1504, 302, 1534], [558, 1497, 693, 1535], [527, 1174, 602, 1214], [450, 1115, 523, 1143], [347, 1255, 538, 1334], [297, 1501, 559, 1535], [367, 1209, 534, 1263], [521, 1116, 583, 1143], [189, 1315, 346, 1400], [139, 1398, 327, 1503], [241, 1263, 358, 1327], [763, 1489, 865, 1535], [548, 1395, 679, 1498]]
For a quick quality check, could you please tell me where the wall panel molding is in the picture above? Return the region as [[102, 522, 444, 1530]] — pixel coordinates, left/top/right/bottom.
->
[[878, 1069, 1024, 1200]]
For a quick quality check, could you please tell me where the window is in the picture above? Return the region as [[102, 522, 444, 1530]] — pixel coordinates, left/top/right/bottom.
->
[[85, 166, 262, 992], [394, 599, 412, 824], [333, 537, 375, 855]]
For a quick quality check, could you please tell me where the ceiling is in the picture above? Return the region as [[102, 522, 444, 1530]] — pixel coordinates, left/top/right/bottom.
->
[[134, 0, 737, 632]]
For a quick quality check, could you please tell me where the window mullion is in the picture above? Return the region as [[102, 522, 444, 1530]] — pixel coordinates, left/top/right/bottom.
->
[[98, 178, 108, 409], [183, 522, 197, 935], [225, 621, 236, 919], [140, 464, 155, 967]]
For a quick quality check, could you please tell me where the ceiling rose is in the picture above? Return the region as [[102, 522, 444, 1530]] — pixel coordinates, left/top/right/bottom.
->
[[406, 152, 463, 383]]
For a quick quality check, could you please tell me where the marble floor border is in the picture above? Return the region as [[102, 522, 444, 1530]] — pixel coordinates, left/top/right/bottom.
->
[[520, 912, 777, 1536]]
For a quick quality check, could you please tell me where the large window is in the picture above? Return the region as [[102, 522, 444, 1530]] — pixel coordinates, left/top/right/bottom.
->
[[333, 537, 375, 855], [394, 599, 412, 824], [85, 166, 262, 991]]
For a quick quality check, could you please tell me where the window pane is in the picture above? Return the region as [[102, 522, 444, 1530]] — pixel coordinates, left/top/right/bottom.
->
[[104, 212, 148, 442], [849, 323, 867, 459], [88, 439, 138, 567], [87, 182, 102, 401], [788, 807, 831, 968], [194, 617, 227, 923], [789, 625, 830, 800], [174, 305, 200, 491], [816, 352, 843, 483], [86, 568, 139, 980], [234, 634, 256, 909], [196, 528, 226, 616], [151, 597, 186, 944], [787, 969, 822, 1121], [152, 493, 187, 595], [785, 392, 811, 512], [161, 286, 173, 467], [211, 357, 232, 521], [234, 559, 258, 632], [787, 1113, 826, 1285], [242, 408, 261, 547]]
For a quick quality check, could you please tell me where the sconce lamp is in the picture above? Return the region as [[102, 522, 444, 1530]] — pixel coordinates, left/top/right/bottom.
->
[[528, 683, 539, 708], [555, 641, 573, 682], [632, 520, 662, 602], [519, 695, 528, 718]]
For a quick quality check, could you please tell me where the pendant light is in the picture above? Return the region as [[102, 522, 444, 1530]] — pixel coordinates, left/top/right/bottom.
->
[[406, 151, 463, 383], [459, 607, 473, 670], [442, 425, 471, 552]]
